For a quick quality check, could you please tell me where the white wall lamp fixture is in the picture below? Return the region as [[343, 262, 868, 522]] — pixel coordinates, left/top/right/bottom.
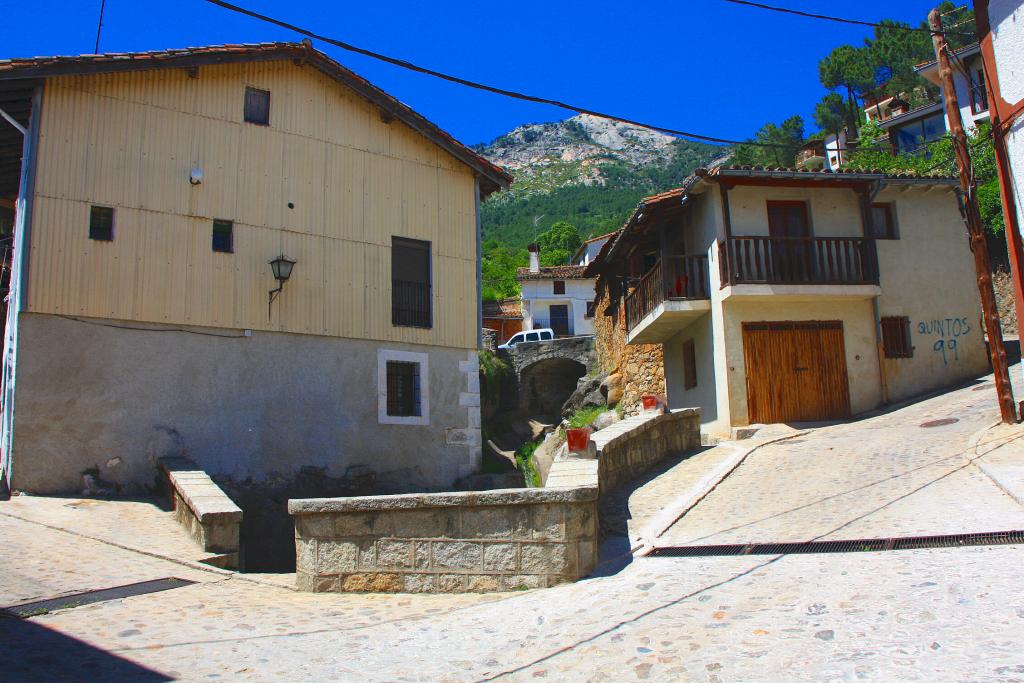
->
[[268, 255, 296, 319], [189, 167, 204, 185]]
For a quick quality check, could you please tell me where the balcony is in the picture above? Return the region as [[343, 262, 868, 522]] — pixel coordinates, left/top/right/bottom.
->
[[625, 255, 711, 344], [718, 236, 881, 301]]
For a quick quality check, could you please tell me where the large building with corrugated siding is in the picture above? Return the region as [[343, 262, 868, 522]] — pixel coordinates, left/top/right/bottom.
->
[[0, 43, 511, 504]]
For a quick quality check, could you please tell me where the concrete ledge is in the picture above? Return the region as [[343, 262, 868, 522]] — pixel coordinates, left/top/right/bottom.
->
[[160, 457, 242, 561], [289, 486, 597, 515]]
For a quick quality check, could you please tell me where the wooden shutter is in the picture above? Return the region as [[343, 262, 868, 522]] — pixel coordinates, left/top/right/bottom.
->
[[881, 316, 913, 358], [683, 339, 697, 390]]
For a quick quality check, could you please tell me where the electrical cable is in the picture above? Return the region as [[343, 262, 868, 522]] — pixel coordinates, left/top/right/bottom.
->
[[201, 0, 966, 159], [719, 0, 975, 38], [60, 315, 249, 338]]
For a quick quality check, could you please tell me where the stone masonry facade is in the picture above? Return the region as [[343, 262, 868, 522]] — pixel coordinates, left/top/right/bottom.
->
[[290, 487, 599, 593], [593, 279, 665, 415]]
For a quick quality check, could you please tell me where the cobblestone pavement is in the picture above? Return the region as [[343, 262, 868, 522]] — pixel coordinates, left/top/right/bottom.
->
[[659, 378, 1024, 547], [2, 377, 1024, 681]]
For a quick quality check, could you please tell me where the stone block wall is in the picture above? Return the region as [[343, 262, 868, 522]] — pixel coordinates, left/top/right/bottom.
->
[[597, 409, 702, 494], [592, 280, 665, 415], [160, 456, 242, 567], [289, 487, 598, 593], [290, 406, 702, 594]]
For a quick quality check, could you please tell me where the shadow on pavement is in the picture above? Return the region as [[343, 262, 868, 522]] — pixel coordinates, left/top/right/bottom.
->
[[0, 617, 173, 682], [590, 447, 712, 577]]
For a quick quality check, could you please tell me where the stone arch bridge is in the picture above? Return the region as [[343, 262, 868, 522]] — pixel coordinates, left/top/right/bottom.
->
[[498, 336, 597, 415]]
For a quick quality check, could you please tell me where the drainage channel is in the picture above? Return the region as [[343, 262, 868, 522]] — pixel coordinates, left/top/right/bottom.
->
[[0, 578, 196, 618], [647, 530, 1024, 558]]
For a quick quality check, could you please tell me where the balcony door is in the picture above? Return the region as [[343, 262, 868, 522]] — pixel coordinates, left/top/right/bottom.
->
[[767, 201, 812, 281]]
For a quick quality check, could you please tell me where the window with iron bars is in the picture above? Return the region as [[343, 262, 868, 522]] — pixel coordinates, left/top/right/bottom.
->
[[386, 360, 421, 417]]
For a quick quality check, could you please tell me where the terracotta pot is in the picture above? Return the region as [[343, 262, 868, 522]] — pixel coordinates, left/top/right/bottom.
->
[[641, 395, 659, 411], [566, 427, 592, 453]]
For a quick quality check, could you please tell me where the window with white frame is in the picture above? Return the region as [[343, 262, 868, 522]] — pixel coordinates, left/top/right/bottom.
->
[[378, 349, 429, 425]]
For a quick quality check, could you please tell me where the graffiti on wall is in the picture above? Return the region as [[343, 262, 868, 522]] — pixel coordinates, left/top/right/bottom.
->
[[918, 317, 972, 365]]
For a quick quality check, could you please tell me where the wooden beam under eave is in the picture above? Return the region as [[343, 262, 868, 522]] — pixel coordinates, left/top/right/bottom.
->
[[713, 176, 875, 190]]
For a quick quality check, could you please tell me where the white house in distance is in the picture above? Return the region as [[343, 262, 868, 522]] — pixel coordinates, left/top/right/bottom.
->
[[517, 244, 596, 337], [572, 230, 616, 266]]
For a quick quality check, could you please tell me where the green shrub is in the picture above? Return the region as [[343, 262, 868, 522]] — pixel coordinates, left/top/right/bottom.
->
[[515, 440, 542, 488], [567, 405, 606, 430], [478, 350, 512, 409]]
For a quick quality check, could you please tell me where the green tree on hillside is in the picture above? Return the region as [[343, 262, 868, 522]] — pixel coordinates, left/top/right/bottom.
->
[[536, 221, 582, 266], [732, 116, 806, 168], [813, 93, 847, 144], [819, 44, 875, 129]]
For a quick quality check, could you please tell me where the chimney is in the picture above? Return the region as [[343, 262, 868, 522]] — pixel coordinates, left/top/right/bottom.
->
[[527, 243, 540, 274]]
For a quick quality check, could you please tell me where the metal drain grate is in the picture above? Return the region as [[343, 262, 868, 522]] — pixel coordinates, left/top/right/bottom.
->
[[647, 530, 1024, 558], [0, 577, 196, 618]]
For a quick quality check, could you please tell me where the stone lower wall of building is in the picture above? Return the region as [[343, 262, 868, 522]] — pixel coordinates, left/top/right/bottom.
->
[[10, 313, 480, 495], [289, 487, 599, 592], [592, 280, 665, 415]]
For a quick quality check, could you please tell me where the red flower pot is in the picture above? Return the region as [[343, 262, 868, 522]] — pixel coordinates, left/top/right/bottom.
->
[[566, 427, 592, 453], [641, 395, 659, 411]]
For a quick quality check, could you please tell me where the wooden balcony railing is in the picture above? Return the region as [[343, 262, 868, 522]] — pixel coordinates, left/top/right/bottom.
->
[[719, 236, 879, 287], [625, 255, 709, 332]]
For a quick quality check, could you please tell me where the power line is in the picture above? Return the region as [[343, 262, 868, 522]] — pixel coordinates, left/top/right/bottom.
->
[[720, 0, 975, 38], [201, 0, 799, 150], [201, 0, 959, 157], [93, 0, 107, 53]]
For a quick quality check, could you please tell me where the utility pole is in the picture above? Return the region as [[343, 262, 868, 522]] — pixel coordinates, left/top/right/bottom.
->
[[930, 8, 1017, 424]]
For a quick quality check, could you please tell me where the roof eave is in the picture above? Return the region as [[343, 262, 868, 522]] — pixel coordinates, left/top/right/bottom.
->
[[0, 43, 512, 193]]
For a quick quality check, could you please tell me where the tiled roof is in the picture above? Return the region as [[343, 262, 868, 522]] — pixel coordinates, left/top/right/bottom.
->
[[0, 42, 512, 193], [516, 265, 590, 280], [582, 230, 618, 244], [482, 297, 522, 318], [708, 165, 957, 181]]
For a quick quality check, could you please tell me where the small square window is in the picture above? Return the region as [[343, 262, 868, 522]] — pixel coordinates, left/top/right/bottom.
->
[[881, 316, 913, 358], [683, 339, 697, 390], [212, 219, 233, 253], [553, 280, 566, 295], [585, 300, 596, 318], [869, 203, 898, 240], [244, 87, 270, 125], [89, 205, 114, 241], [386, 361, 421, 417]]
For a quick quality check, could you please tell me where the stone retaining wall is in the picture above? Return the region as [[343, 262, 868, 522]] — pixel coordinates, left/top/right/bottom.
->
[[290, 407, 701, 593], [597, 409, 702, 494], [289, 487, 598, 593]]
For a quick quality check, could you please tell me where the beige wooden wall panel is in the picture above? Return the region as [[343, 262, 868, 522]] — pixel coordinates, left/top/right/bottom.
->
[[28, 60, 480, 348]]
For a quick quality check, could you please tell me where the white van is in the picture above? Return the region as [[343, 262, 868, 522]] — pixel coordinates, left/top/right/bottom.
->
[[498, 328, 555, 350]]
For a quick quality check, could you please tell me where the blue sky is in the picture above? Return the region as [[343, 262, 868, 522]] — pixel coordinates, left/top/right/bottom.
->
[[3, 0, 943, 147]]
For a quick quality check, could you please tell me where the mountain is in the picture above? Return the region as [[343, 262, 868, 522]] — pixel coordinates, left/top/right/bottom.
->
[[476, 114, 729, 249]]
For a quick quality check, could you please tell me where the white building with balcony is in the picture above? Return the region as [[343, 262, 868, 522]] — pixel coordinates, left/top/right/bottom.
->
[[517, 244, 596, 337]]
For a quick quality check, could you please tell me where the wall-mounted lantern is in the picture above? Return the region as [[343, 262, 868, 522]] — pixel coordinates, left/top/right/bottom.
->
[[268, 254, 296, 319], [189, 167, 204, 185]]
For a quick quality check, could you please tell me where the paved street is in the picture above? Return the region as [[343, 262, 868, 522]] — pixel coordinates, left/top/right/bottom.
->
[[3, 373, 1024, 681]]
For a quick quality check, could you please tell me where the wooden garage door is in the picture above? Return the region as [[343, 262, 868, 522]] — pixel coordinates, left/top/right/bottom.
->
[[742, 321, 851, 424]]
